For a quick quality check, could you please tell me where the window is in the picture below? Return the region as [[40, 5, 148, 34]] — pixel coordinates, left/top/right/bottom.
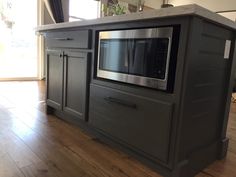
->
[[0, 0, 38, 79], [69, 0, 100, 21]]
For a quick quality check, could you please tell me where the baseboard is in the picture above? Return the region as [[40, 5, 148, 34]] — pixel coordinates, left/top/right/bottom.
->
[[176, 140, 223, 177], [218, 137, 229, 160]]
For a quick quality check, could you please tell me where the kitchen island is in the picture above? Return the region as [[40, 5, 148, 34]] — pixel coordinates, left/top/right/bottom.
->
[[36, 4, 236, 177]]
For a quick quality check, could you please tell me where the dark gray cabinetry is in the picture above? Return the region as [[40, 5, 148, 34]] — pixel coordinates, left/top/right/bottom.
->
[[46, 50, 63, 110], [45, 30, 90, 121], [63, 51, 89, 120], [89, 84, 174, 163], [88, 17, 236, 177], [45, 30, 90, 49], [40, 12, 236, 177]]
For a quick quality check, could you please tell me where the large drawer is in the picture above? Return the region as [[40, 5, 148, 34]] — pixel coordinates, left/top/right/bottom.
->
[[45, 30, 90, 49], [89, 84, 174, 163]]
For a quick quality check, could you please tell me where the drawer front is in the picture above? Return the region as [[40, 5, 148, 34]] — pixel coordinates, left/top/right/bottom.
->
[[89, 84, 174, 163], [45, 30, 90, 49]]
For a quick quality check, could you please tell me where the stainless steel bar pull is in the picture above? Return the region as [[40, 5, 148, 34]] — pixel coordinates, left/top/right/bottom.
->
[[55, 38, 74, 41], [104, 97, 137, 109]]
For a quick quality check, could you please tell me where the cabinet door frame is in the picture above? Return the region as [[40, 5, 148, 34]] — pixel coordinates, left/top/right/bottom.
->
[[63, 50, 89, 120], [46, 49, 64, 110]]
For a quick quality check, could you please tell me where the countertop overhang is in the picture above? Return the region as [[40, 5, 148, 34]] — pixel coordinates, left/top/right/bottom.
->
[[36, 4, 236, 32]]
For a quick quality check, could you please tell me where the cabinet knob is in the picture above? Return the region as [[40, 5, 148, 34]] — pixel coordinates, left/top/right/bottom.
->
[[59, 54, 63, 58]]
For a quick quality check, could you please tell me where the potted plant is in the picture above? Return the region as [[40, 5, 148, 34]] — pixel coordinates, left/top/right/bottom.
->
[[102, 0, 126, 16]]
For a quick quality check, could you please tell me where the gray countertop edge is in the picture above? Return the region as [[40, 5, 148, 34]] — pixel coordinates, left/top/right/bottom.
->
[[36, 4, 236, 32]]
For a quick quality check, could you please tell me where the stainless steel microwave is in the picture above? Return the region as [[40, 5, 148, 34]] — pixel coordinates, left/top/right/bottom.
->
[[96, 26, 179, 92]]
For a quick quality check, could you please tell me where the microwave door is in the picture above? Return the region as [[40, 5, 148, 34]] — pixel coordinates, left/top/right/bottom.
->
[[99, 39, 129, 73], [129, 39, 147, 76]]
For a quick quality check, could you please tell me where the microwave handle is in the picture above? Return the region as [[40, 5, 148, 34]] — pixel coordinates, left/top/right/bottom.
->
[[130, 39, 135, 66], [128, 39, 136, 67], [127, 40, 132, 70], [124, 42, 129, 68]]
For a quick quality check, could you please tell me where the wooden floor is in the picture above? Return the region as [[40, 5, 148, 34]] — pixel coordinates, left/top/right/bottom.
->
[[0, 81, 235, 177]]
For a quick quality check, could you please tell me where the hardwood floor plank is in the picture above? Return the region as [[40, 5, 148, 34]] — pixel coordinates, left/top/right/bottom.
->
[[0, 129, 42, 168], [228, 139, 236, 154], [67, 140, 161, 177], [202, 152, 236, 177], [0, 153, 25, 177], [20, 162, 60, 177], [4, 116, 91, 177]]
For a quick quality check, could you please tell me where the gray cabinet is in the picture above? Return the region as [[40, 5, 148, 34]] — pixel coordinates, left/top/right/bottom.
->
[[41, 12, 236, 177], [46, 50, 64, 110], [46, 49, 89, 121], [87, 17, 236, 177], [89, 84, 174, 163], [63, 51, 89, 120], [45, 30, 90, 49], [45, 29, 91, 121]]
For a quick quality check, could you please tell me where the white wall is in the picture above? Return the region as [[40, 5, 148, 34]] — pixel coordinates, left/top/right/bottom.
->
[[43, 0, 236, 22], [144, 0, 163, 9], [142, 0, 236, 12], [169, 0, 236, 21], [169, 0, 236, 12], [120, 0, 163, 9], [143, 0, 236, 21]]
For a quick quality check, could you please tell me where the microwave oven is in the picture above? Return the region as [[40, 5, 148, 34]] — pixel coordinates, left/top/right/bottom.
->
[[96, 26, 180, 92]]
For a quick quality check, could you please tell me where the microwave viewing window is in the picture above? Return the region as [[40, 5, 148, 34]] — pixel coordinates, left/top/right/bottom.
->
[[99, 38, 169, 80], [97, 27, 179, 92]]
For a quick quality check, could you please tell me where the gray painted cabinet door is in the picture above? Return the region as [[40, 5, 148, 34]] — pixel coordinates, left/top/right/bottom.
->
[[63, 51, 88, 120], [89, 84, 174, 163], [46, 50, 64, 110]]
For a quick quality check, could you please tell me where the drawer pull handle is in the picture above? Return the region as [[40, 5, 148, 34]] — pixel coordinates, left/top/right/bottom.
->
[[104, 97, 137, 109], [55, 38, 74, 41]]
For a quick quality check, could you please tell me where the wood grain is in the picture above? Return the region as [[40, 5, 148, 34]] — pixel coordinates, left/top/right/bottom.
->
[[0, 81, 235, 177]]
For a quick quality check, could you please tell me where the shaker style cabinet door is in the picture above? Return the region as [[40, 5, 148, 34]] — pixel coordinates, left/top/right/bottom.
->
[[63, 51, 89, 120], [89, 84, 174, 163], [46, 50, 64, 110]]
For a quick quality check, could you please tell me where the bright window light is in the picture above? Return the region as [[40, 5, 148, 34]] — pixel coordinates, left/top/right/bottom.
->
[[69, 0, 100, 21]]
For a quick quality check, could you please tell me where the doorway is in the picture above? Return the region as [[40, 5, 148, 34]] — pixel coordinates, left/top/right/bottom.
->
[[0, 0, 38, 80]]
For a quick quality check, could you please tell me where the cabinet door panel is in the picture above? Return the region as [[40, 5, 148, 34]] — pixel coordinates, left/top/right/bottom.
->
[[63, 51, 88, 120], [89, 84, 174, 163], [46, 50, 63, 109]]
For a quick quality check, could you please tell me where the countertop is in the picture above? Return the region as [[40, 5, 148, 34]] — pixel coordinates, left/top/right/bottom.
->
[[36, 4, 236, 32]]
